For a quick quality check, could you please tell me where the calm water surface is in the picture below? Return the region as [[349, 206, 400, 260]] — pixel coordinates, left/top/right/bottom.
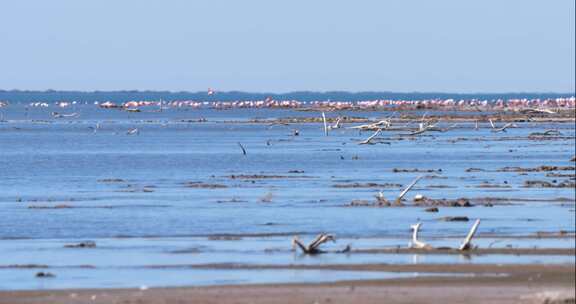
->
[[0, 105, 574, 289]]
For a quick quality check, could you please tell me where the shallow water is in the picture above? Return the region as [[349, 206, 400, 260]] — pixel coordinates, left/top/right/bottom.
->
[[1, 268, 497, 291], [0, 105, 574, 289]]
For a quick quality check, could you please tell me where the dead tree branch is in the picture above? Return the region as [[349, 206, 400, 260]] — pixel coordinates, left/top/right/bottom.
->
[[491, 122, 517, 133], [237, 142, 247, 155], [359, 128, 382, 145], [322, 112, 328, 136], [395, 175, 424, 204], [410, 222, 433, 249], [292, 233, 336, 254], [459, 219, 481, 251], [349, 119, 391, 131]]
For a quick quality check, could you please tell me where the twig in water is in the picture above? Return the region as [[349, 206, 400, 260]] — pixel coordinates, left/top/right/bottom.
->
[[396, 175, 424, 204], [491, 122, 516, 133], [408, 119, 439, 136], [410, 223, 433, 249], [292, 233, 336, 254], [459, 219, 481, 251], [328, 117, 342, 130], [359, 128, 382, 145], [489, 119, 496, 129], [322, 112, 328, 136], [349, 119, 391, 131], [237, 142, 247, 155]]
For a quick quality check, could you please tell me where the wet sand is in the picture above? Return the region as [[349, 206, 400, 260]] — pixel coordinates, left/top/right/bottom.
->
[[1, 263, 573, 304]]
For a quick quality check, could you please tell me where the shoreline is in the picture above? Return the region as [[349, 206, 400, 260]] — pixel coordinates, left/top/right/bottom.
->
[[0, 263, 573, 304]]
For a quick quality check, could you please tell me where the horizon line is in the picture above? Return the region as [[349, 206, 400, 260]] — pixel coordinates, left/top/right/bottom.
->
[[1, 89, 575, 95]]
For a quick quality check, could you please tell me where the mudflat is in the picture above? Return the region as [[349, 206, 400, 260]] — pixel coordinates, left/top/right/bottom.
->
[[1, 263, 573, 304]]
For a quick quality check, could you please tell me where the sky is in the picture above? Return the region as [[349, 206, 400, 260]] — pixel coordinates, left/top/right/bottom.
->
[[0, 0, 574, 93]]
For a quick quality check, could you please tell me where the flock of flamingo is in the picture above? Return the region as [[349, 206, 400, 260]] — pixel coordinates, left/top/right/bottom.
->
[[0, 97, 574, 111]]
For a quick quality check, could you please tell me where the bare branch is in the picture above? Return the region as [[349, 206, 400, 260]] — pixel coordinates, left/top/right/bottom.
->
[[491, 122, 516, 133], [292, 233, 336, 254], [396, 175, 424, 203], [237, 142, 247, 155], [322, 112, 328, 136], [459, 219, 481, 251], [358, 128, 382, 145], [489, 119, 496, 129], [410, 222, 433, 249]]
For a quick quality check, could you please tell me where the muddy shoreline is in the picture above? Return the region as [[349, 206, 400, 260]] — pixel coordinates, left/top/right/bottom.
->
[[0, 263, 573, 304]]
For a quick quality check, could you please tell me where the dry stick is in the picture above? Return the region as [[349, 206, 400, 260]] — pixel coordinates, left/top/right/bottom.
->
[[322, 112, 328, 136], [309, 233, 335, 250], [459, 219, 481, 251], [348, 119, 390, 131], [408, 120, 438, 136], [492, 122, 516, 133], [292, 234, 335, 254], [306, 234, 324, 250], [329, 117, 342, 130], [237, 142, 247, 155], [291, 237, 309, 253], [359, 128, 382, 145], [396, 175, 424, 203], [410, 222, 433, 249], [489, 119, 496, 129]]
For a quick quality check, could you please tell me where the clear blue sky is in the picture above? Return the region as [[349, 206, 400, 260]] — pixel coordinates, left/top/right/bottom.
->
[[1, 0, 574, 93]]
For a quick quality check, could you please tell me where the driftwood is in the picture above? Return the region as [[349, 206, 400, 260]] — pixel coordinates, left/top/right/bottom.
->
[[491, 122, 517, 133], [328, 117, 342, 130], [358, 128, 382, 145], [374, 175, 425, 206], [410, 223, 432, 249], [292, 233, 335, 254], [408, 219, 481, 251], [349, 119, 391, 131], [459, 219, 481, 250], [489, 119, 517, 133], [489, 119, 496, 129], [237, 142, 247, 155], [396, 175, 424, 204], [322, 112, 328, 136], [407, 119, 439, 136]]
